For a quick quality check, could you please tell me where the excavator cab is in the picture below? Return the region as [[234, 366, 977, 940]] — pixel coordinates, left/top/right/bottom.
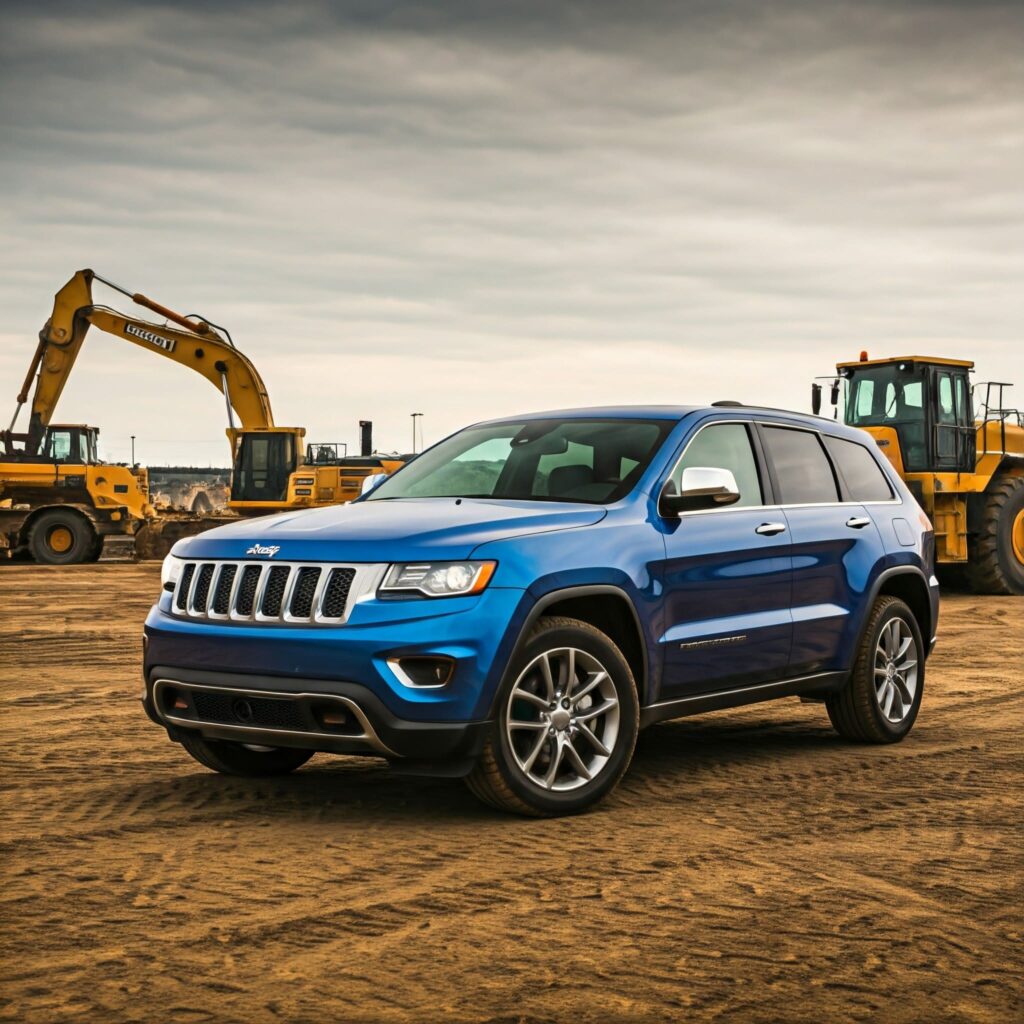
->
[[837, 356, 975, 474], [230, 429, 299, 505]]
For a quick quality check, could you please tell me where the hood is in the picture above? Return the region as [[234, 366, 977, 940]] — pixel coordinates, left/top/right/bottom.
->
[[173, 498, 606, 563]]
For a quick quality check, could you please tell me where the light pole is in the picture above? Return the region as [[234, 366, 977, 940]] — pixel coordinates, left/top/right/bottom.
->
[[410, 413, 423, 454]]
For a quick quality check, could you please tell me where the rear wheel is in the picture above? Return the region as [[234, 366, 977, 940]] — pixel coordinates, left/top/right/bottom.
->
[[966, 474, 1024, 595], [178, 731, 314, 776], [465, 616, 639, 816], [27, 509, 97, 565], [826, 596, 924, 743]]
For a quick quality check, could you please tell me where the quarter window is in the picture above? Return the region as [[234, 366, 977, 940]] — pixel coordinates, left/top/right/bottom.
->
[[763, 427, 839, 504], [937, 373, 956, 424], [670, 423, 762, 508], [823, 436, 893, 502]]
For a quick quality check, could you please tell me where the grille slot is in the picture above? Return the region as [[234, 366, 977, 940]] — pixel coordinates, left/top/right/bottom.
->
[[192, 563, 215, 611], [289, 567, 321, 618], [323, 568, 356, 618], [211, 564, 237, 615], [260, 565, 291, 617], [170, 560, 376, 625], [236, 565, 263, 616], [176, 563, 196, 609]]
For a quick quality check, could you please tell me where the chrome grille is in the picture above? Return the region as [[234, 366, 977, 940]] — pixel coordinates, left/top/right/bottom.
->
[[170, 560, 386, 625]]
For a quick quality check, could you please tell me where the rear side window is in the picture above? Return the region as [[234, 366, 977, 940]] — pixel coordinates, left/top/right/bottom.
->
[[762, 426, 839, 504], [823, 436, 893, 501]]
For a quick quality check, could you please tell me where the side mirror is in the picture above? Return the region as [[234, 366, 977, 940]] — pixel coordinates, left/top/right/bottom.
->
[[811, 383, 822, 416], [360, 472, 389, 496], [659, 467, 741, 517]]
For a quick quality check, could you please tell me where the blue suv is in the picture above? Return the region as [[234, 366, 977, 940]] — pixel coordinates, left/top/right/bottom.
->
[[143, 405, 939, 815]]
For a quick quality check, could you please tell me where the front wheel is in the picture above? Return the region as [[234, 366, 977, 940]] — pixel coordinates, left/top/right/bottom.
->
[[826, 596, 924, 743], [966, 474, 1024, 595], [27, 509, 97, 565], [465, 616, 639, 816], [178, 731, 314, 776]]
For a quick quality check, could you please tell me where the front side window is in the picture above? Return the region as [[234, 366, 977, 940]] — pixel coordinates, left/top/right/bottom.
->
[[823, 436, 893, 502], [47, 430, 72, 461], [669, 423, 763, 507], [368, 418, 674, 504], [763, 426, 839, 504]]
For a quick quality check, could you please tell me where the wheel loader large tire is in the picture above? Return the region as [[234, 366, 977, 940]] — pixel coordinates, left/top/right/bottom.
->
[[966, 474, 1024, 596], [27, 509, 97, 565]]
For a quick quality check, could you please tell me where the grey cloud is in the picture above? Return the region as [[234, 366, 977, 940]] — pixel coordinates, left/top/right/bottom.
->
[[1, 0, 1021, 463]]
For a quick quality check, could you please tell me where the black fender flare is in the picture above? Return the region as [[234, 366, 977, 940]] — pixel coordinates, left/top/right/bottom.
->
[[855, 564, 935, 659], [490, 584, 650, 715]]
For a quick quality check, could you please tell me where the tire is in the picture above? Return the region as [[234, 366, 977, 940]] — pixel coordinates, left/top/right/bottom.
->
[[27, 509, 97, 565], [178, 730, 314, 777], [465, 616, 639, 817], [966, 474, 1024, 595], [826, 596, 924, 743]]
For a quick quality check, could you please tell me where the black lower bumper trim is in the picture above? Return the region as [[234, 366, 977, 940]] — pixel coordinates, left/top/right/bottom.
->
[[145, 665, 490, 762]]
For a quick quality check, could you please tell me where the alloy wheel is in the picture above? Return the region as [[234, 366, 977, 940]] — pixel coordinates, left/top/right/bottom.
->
[[504, 647, 620, 792], [874, 617, 919, 724]]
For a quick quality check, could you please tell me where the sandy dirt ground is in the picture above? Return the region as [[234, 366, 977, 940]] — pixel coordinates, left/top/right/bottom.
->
[[1, 564, 1021, 1024]]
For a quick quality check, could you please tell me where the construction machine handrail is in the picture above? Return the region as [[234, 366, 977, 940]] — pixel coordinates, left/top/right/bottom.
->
[[973, 381, 1019, 456]]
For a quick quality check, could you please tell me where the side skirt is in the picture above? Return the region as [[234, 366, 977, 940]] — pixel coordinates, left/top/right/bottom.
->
[[639, 670, 848, 728]]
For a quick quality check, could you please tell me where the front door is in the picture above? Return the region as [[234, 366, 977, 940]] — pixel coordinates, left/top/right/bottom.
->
[[657, 421, 793, 698]]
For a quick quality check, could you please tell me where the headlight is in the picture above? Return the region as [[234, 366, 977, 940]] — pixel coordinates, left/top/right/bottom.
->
[[161, 554, 184, 591], [380, 561, 496, 598]]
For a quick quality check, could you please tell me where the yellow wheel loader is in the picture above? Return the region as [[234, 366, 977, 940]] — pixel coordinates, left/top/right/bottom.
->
[[3, 270, 404, 563], [813, 354, 1024, 595], [0, 422, 153, 563]]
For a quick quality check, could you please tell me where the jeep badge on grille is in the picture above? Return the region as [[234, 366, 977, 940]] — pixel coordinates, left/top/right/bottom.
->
[[246, 543, 281, 557]]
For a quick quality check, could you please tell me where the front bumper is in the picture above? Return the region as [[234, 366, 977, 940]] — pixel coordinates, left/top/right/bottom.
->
[[143, 667, 490, 767], [143, 584, 531, 766]]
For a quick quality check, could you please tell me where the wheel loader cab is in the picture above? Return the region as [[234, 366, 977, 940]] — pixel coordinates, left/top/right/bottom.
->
[[841, 358, 975, 474]]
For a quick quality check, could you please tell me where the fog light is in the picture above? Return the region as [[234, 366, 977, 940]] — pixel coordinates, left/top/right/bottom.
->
[[390, 657, 455, 688]]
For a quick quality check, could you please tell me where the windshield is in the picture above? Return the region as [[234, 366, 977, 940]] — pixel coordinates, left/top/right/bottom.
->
[[845, 365, 926, 427], [367, 418, 675, 504]]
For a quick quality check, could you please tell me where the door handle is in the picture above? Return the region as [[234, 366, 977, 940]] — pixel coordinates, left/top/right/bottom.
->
[[755, 522, 787, 536], [846, 516, 871, 529]]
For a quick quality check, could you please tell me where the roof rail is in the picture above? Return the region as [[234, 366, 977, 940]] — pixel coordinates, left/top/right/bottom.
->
[[711, 400, 824, 417]]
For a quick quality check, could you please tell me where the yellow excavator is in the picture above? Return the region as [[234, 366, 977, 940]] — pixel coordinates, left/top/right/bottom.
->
[[2, 269, 404, 563], [813, 353, 1024, 594]]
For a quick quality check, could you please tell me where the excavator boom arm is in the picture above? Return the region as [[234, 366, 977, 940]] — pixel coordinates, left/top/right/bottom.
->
[[10, 269, 274, 448]]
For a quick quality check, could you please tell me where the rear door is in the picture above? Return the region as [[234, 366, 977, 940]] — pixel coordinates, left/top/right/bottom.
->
[[657, 421, 793, 698], [758, 423, 888, 677]]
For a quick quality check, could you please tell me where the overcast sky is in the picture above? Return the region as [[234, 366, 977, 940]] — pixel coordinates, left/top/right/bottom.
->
[[1, 0, 1021, 465]]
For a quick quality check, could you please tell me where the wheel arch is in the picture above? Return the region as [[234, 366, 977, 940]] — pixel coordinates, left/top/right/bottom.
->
[[864, 567, 934, 655], [515, 585, 649, 704]]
